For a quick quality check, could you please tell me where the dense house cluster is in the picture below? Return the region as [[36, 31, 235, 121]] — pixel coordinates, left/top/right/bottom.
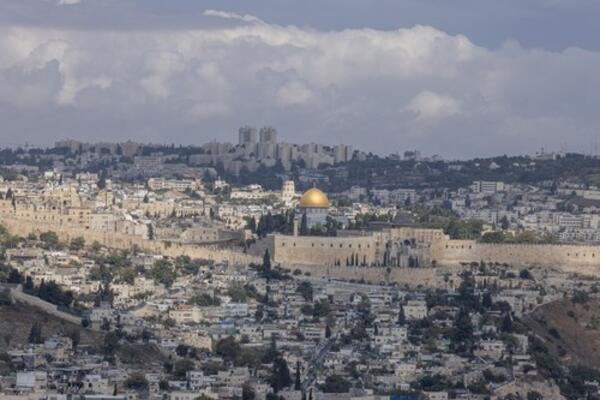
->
[[3, 141, 600, 399], [1, 235, 589, 399]]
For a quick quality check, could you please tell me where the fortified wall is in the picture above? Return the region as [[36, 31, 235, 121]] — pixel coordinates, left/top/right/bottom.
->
[[441, 239, 600, 272], [270, 227, 445, 267], [270, 234, 379, 266], [271, 227, 600, 274], [0, 216, 258, 265]]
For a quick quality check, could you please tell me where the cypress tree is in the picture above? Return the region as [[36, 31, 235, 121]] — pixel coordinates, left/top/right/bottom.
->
[[294, 360, 301, 390]]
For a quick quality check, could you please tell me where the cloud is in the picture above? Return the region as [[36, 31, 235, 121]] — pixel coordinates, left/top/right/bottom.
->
[[406, 91, 461, 120], [57, 0, 81, 5], [203, 9, 264, 24], [0, 11, 599, 157]]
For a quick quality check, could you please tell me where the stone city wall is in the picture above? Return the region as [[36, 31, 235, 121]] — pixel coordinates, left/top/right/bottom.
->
[[9, 284, 82, 325], [0, 217, 258, 265], [270, 229, 600, 278], [271, 234, 378, 266], [440, 239, 600, 268]]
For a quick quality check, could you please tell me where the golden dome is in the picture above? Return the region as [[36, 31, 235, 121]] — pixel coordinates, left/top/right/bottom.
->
[[299, 187, 329, 208]]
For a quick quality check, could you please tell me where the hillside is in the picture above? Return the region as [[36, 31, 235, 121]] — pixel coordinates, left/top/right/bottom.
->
[[0, 302, 103, 352], [523, 298, 600, 367]]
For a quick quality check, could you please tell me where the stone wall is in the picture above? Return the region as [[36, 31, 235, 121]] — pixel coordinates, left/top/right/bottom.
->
[[283, 263, 457, 288], [270, 228, 600, 277], [271, 235, 378, 266], [441, 239, 600, 267], [9, 284, 82, 325], [0, 216, 258, 265]]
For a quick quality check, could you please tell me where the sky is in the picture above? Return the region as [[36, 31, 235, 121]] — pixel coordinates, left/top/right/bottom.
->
[[0, 0, 599, 158]]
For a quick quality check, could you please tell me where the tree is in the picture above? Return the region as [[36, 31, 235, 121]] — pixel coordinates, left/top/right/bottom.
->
[[125, 372, 149, 390], [215, 336, 241, 363], [500, 215, 510, 230], [527, 391, 543, 400], [150, 259, 175, 287], [28, 322, 43, 344], [65, 327, 81, 348], [321, 375, 351, 393], [482, 292, 493, 309], [70, 236, 85, 251], [572, 290, 590, 304], [7, 268, 22, 284], [175, 344, 189, 357], [313, 300, 331, 319], [242, 383, 256, 400], [519, 269, 533, 280], [103, 331, 120, 356], [0, 288, 12, 305], [262, 336, 279, 364], [97, 170, 107, 189], [501, 313, 513, 333], [39, 231, 60, 249], [296, 281, 313, 302], [451, 308, 474, 353], [246, 217, 257, 233], [270, 356, 292, 393], [398, 304, 406, 326], [300, 213, 309, 236], [173, 359, 195, 379], [294, 361, 302, 390], [263, 249, 272, 278], [147, 224, 154, 240]]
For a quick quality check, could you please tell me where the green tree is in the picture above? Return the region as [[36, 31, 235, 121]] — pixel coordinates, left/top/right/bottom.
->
[[70, 236, 85, 251], [300, 213, 309, 236], [500, 215, 510, 230], [39, 231, 60, 249], [97, 170, 107, 189], [28, 322, 43, 344], [527, 391, 543, 400], [150, 259, 175, 287], [501, 313, 513, 333], [125, 372, 149, 390], [321, 375, 351, 393], [263, 249, 272, 278], [296, 281, 313, 302], [215, 336, 241, 363], [147, 224, 154, 240], [451, 308, 474, 353], [313, 299, 331, 319], [398, 304, 406, 326], [242, 383, 256, 400], [294, 360, 302, 390], [173, 358, 194, 379], [270, 356, 292, 393], [103, 331, 120, 355]]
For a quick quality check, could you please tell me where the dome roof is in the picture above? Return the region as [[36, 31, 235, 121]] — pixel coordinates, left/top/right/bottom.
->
[[299, 187, 329, 208]]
